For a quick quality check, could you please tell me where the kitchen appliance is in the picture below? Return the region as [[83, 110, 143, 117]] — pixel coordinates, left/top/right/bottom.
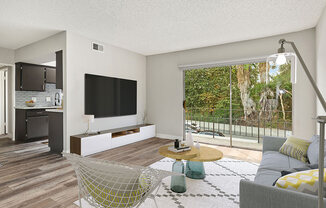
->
[[26, 110, 49, 139]]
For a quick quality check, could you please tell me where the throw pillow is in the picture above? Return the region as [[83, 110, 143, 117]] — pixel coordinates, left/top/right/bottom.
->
[[307, 135, 326, 165], [279, 136, 311, 163], [272, 171, 293, 186], [272, 167, 312, 186], [275, 169, 326, 196]]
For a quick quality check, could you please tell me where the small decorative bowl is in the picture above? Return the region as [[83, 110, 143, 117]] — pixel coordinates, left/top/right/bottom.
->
[[25, 102, 36, 107]]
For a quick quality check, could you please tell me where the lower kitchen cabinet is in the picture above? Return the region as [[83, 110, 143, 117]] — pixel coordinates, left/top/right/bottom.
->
[[48, 111, 63, 154], [15, 109, 49, 142], [15, 109, 63, 154]]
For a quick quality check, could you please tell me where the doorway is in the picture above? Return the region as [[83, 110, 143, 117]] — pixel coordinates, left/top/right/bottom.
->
[[0, 66, 8, 136], [183, 61, 293, 150]]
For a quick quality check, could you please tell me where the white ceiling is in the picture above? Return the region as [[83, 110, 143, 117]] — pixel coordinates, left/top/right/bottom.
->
[[0, 0, 325, 55]]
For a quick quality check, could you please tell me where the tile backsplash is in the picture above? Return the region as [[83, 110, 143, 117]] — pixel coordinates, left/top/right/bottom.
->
[[15, 84, 62, 107]]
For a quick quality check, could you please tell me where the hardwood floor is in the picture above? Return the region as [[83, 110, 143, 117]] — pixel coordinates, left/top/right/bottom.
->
[[0, 137, 261, 208], [0, 137, 172, 208]]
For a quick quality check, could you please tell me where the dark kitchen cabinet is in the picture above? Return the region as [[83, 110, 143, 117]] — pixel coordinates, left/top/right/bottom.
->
[[45, 67, 56, 83], [15, 109, 49, 142], [48, 111, 63, 153], [15, 109, 27, 141], [56, 50, 63, 89], [16, 63, 45, 91]]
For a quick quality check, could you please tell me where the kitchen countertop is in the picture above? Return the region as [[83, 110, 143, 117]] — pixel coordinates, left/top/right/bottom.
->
[[14, 106, 62, 110], [45, 109, 63, 113]]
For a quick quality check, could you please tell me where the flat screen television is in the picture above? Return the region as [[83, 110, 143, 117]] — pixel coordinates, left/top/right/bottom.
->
[[85, 74, 137, 118]]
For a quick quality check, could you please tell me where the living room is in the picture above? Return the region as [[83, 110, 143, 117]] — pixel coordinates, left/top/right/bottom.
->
[[0, 1, 326, 208]]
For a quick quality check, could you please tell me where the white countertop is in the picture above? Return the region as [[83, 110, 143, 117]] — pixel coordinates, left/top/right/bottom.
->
[[45, 109, 63, 113], [14, 106, 62, 110]]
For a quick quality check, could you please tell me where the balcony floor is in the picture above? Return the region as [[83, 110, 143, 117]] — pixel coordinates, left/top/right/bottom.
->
[[193, 134, 263, 151]]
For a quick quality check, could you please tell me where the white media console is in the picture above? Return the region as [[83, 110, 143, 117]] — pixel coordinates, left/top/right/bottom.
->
[[70, 124, 156, 156]]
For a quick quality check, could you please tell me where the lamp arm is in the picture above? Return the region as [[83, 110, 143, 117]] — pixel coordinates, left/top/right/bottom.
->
[[284, 40, 326, 112], [282, 39, 326, 208]]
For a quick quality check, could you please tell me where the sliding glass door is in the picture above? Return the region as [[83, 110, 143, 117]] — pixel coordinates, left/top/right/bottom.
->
[[183, 61, 292, 150]]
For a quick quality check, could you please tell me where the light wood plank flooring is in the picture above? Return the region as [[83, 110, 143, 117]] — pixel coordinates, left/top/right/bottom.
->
[[0, 137, 261, 208]]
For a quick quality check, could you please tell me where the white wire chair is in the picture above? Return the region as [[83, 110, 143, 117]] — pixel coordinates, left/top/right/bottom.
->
[[64, 153, 177, 208]]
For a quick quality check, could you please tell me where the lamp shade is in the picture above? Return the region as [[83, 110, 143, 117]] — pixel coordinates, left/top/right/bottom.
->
[[276, 53, 287, 65], [86, 115, 95, 123], [266, 52, 297, 84]]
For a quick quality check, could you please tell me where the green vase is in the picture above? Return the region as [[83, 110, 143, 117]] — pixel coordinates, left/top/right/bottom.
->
[[171, 160, 186, 193], [186, 161, 205, 179]]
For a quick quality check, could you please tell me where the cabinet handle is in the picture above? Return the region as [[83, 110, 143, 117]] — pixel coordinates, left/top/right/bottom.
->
[[42, 85, 45, 90], [20, 67, 23, 90]]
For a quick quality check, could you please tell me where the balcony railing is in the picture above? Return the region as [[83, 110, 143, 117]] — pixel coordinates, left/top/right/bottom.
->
[[185, 108, 292, 142]]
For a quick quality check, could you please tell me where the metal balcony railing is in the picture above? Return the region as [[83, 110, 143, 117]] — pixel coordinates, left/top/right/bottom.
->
[[185, 108, 292, 142]]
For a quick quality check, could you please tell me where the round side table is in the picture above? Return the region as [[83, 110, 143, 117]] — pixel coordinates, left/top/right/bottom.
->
[[186, 146, 223, 179], [158, 146, 199, 193]]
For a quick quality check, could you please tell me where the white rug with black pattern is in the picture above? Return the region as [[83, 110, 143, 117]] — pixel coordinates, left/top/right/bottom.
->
[[74, 157, 258, 208]]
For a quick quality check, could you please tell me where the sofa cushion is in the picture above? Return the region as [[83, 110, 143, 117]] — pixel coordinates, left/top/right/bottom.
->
[[254, 168, 282, 186], [255, 151, 309, 187], [259, 151, 290, 171], [289, 157, 309, 169], [279, 136, 310, 163]]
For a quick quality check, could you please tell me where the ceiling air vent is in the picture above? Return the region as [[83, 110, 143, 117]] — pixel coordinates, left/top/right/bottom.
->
[[92, 42, 104, 52]]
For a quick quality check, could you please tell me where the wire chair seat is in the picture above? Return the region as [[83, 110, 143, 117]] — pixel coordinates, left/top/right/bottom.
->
[[64, 153, 177, 208]]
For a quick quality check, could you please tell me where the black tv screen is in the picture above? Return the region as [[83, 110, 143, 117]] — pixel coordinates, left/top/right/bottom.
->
[[85, 74, 137, 118]]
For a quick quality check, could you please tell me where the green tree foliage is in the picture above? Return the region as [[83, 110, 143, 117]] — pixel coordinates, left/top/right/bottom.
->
[[268, 63, 292, 119], [184, 63, 292, 123]]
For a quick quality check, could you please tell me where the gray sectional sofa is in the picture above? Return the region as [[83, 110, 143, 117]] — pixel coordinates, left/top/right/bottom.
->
[[240, 136, 326, 208]]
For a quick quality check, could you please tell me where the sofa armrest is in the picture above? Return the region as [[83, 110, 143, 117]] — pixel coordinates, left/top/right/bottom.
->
[[240, 180, 325, 208], [262, 136, 286, 153]]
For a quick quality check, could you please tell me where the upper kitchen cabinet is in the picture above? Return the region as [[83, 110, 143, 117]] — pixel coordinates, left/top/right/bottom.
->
[[16, 62, 46, 91], [45, 67, 56, 84], [56, 50, 63, 89]]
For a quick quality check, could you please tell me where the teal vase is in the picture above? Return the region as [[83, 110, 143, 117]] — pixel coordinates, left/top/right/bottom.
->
[[171, 161, 186, 193], [186, 161, 205, 179]]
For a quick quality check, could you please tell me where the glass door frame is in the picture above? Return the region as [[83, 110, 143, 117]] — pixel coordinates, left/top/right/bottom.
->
[[181, 56, 269, 148]]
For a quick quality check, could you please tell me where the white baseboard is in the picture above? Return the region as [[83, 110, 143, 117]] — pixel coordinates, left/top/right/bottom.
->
[[7, 133, 13, 139], [0, 133, 13, 139], [62, 149, 70, 154], [156, 133, 181, 140]]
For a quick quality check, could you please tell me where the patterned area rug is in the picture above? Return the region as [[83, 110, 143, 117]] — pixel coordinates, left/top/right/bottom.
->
[[74, 157, 258, 208]]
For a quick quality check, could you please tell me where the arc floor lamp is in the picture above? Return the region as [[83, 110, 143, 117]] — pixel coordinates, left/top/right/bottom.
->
[[268, 39, 326, 208]]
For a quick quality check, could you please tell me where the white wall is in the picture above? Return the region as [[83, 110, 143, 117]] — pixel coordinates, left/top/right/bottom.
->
[[0, 47, 14, 64], [15, 32, 66, 63], [147, 29, 316, 140], [65, 32, 146, 152], [316, 7, 326, 116]]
